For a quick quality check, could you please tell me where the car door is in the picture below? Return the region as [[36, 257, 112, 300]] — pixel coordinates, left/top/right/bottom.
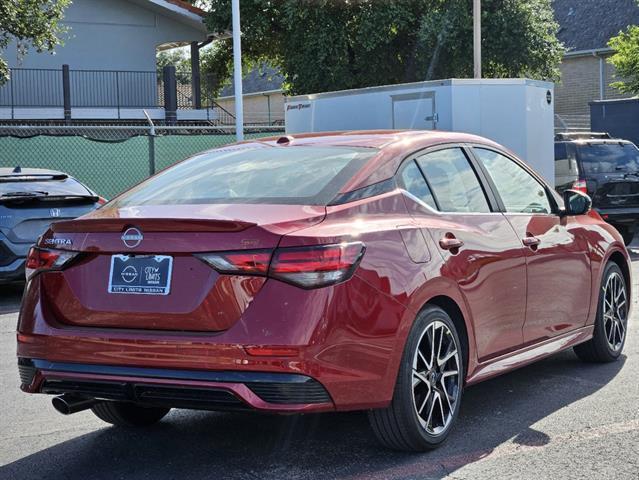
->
[[472, 147, 592, 344], [397, 146, 529, 361]]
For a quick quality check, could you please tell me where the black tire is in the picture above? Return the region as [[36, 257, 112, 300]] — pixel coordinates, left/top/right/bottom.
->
[[574, 262, 628, 363], [368, 306, 465, 451], [91, 402, 170, 427]]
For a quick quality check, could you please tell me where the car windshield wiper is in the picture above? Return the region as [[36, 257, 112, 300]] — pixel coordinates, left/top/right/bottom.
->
[[0, 190, 49, 198], [0, 192, 98, 203], [40, 194, 99, 201]]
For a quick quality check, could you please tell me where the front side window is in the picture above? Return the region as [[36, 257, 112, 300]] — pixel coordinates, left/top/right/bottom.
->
[[112, 146, 377, 206], [416, 148, 491, 213], [475, 148, 552, 214]]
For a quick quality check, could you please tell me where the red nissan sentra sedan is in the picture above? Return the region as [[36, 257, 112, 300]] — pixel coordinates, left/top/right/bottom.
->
[[17, 130, 630, 451]]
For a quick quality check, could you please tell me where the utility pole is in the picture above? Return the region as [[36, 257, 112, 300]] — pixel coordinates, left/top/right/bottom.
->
[[232, 0, 244, 141], [473, 0, 482, 79]]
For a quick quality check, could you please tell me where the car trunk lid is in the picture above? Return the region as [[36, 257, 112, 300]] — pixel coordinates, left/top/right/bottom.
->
[[1, 199, 97, 244], [38, 203, 326, 332], [589, 173, 639, 208]]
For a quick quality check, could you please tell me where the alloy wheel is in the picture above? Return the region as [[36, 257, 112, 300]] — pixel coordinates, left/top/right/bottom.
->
[[603, 271, 627, 351], [411, 320, 461, 435]]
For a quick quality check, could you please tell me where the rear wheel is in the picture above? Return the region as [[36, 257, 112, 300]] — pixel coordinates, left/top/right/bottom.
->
[[368, 306, 464, 451], [91, 402, 170, 427], [574, 262, 628, 362]]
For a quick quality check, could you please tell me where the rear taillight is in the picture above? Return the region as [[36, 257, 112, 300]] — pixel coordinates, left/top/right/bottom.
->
[[196, 242, 365, 289], [571, 179, 588, 194], [97, 196, 108, 206], [25, 247, 78, 280], [270, 243, 365, 288], [196, 249, 271, 275]]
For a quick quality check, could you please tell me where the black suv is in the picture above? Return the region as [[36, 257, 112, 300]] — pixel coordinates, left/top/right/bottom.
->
[[0, 167, 103, 283], [555, 132, 639, 245]]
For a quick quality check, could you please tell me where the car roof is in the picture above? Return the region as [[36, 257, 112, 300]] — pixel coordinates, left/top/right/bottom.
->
[[231, 130, 508, 191], [0, 167, 68, 179], [243, 129, 499, 149], [561, 139, 634, 145]]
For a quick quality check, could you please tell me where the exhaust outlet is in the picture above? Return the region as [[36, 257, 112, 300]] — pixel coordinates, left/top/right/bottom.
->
[[52, 394, 98, 415]]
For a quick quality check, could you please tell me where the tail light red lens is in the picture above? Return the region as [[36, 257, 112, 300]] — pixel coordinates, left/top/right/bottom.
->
[[572, 179, 588, 194], [25, 247, 79, 280], [97, 196, 108, 206], [270, 242, 365, 288], [196, 242, 365, 289], [196, 249, 272, 274]]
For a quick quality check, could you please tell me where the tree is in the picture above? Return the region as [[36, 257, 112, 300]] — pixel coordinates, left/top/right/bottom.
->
[[202, 0, 563, 95], [156, 43, 233, 97], [198, 41, 234, 97], [0, 0, 70, 84], [608, 25, 639, 95], [157, 49, 190, 74]]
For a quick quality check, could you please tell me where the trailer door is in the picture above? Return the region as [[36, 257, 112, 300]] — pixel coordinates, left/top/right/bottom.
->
[[391, 91, 437, 130]]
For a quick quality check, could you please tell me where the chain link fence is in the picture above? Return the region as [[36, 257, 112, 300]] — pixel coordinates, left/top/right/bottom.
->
[[0, 125, 284, 199]]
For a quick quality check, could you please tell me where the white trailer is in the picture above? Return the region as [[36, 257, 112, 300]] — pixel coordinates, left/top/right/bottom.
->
[[285, 78, 555, 184]]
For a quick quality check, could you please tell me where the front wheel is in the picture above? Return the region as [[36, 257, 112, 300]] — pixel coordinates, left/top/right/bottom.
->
[[368, 306, 464, 451], [91, 402, 170, 427], [574, 262, 629, 362]]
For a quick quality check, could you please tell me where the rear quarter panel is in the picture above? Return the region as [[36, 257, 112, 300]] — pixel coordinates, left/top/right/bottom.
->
[[279, 190, 479, 405]]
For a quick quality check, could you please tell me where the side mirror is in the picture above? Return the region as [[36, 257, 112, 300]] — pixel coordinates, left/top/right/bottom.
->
[[562, 189, 592, 216]]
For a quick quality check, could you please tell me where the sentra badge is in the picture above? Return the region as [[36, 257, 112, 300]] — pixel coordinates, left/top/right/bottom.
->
[[44, 238, 72, 246]]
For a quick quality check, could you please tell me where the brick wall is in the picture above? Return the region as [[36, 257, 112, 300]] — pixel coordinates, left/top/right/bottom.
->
[[555, 53, 631, 127], [604, 59, 629, 100], [217, 91, 285, 125]]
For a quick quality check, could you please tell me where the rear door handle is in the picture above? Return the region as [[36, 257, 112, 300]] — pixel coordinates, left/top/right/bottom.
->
[[522, 236, 541, 247], [439, 236, 464, 250]]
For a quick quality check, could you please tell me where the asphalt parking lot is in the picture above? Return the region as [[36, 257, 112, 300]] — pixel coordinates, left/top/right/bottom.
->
[[1, 262, 638, 480]]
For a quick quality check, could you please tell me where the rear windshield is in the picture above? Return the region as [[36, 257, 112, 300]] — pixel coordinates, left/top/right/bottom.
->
[[0, 177, 92, 199], [112, 146, 377, 206], [577, 143, 639, 174]]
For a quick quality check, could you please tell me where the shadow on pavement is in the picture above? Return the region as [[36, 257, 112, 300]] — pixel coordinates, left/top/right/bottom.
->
[[0, 349, 625, 480], [0, 284, 23, 315]]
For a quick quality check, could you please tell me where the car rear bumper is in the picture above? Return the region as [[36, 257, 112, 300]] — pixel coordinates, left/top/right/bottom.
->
[[595, 207, 639, 227], [19, 358, 335, 413], [0, 237, 29, 283], [17, 272, 408, 412], [0, 258, 25, 283]]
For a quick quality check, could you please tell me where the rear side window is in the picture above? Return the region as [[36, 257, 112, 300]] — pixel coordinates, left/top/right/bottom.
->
[[398, 160, 437, 210], [112, 146, 377, 206], [554, 143, 568, 161], [577, 143, 639, 174], [555, 143, 578, 177], [416, 148, 491, 213]]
